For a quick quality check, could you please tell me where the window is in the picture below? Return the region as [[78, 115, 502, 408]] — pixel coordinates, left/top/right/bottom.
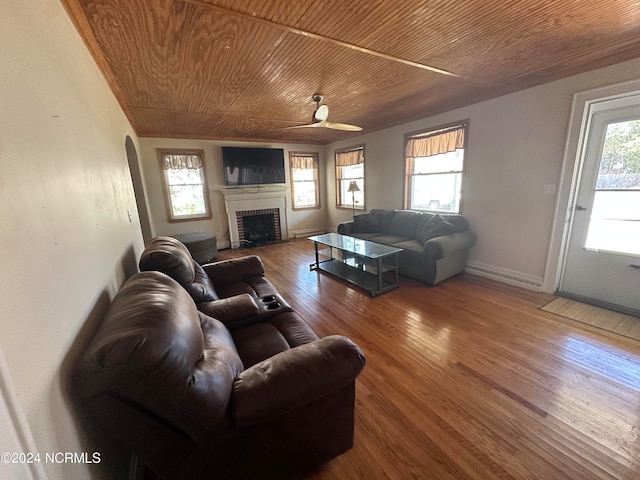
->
[[335, 145, 365, 210], [404, 122, 467, 213], [584, 118, 640, 255], [157, 149, 211, 222], [289, 152, 320, 210]]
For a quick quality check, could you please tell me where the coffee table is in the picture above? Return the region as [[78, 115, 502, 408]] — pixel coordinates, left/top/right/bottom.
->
[[308, 233, 403, 296]]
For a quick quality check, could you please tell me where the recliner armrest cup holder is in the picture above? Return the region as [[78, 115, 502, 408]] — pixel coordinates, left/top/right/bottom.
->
[[261, 295, 280, 310]]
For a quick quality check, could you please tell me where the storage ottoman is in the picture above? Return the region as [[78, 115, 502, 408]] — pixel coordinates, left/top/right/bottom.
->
[[171, 232, 217, 264]]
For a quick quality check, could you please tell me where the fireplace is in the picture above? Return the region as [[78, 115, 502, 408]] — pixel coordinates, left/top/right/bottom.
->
[[237, 209, 281, 247], [221, 185, 289, 248]]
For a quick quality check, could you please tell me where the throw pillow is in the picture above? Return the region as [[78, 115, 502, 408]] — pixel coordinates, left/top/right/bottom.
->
[[353, 213, 379, 233], [417, 214, 456, 244]]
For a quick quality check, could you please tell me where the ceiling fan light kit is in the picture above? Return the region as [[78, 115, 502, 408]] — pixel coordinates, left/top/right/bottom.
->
[[287, 94, 362, 131]]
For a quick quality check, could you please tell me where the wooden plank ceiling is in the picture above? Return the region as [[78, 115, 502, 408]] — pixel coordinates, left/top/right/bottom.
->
[[62, 0, 640, 145]]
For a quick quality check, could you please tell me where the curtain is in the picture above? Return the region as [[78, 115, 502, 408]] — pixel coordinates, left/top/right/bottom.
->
[[290, 153, 317, 170], [161, 152, 203, 170], [336, 147, 364, 181], [405, 125, 465, 158], [335, 147, 364, 167]]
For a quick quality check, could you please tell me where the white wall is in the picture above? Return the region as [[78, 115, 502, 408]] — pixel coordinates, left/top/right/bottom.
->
[[0, 1, 144, 478], [138, 138, 328, 247], [327, 58, 640, 290]]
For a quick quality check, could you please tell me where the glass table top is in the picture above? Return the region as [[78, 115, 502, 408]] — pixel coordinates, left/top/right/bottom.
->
[[308, 233, 403, 259]]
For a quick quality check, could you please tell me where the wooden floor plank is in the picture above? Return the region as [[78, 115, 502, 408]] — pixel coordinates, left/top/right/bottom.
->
[[216, 239, 640, 479]]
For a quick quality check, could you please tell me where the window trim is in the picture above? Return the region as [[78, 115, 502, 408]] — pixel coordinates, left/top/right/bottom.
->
[[157, 148, 212, 222], [335, 144, 365, 211], [403, 120, 469, 213], [289, 151, 321, 211]]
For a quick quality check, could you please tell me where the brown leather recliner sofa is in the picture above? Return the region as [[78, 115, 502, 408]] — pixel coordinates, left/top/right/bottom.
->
[[74, 237, 365, 479]]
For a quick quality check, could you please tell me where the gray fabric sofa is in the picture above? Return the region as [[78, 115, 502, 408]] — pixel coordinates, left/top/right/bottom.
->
[[337, 209, 475, 286]]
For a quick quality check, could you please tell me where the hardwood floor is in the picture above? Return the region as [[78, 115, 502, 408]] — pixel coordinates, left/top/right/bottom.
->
[[217, 239, 640, 479]]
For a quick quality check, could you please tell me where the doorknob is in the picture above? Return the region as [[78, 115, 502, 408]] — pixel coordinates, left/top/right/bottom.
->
[[575, 205, 587, 211]]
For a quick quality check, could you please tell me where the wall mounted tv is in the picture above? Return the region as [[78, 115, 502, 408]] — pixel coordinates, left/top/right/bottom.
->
[[222, 147, 286, 186]]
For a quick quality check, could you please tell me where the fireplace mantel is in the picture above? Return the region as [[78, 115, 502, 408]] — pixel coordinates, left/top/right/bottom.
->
[[221, 186, 289, 248]]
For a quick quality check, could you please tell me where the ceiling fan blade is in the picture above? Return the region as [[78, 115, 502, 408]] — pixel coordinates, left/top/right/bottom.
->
[[284, 122, 325, 129], [285, 120, 362, 131], [284, 94, 363, 131], [323, 121, 362, 131]]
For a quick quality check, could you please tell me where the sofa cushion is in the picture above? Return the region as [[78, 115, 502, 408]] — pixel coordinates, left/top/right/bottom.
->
[[441, 214, 468, 232], [194, 312, 246, 423], [139, 236, 196, 285], [215, 276, 277, 299], [416, 214, 457, 244], [139, 236, 219, 302], [349, 232, 386, 242], [394, 239, 425, 264], [363, 234, 408, 245], [370, 209, 395, 234], [188, 262, 219, 302], [353, 213, 379, 233], [388, 210, 423, 238], [231, 311, 319, 368], [271, 311, 320, 348], [415, 212, 435, 234], [233, 323, 291, 368], [394, 238, 424, 254]]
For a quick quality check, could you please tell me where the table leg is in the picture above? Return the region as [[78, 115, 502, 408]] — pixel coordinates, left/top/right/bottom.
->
[[311, 241, 319, 270], [395, 253, 399, 286]]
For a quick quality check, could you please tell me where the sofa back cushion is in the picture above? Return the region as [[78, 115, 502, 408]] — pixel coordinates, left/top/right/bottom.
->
[[353, 213, 379, 233], [369, 209, 395, 234], [388, 210, 423, 238], [139, 236, 218, 302], [75, 271, 244, 431]]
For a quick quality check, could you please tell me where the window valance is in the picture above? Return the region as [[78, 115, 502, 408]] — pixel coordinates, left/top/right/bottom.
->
[[161, 152, 203, 170], [290, 153, 318, 170], [405, 125, 465, 158], [335, 147, 364, 166]]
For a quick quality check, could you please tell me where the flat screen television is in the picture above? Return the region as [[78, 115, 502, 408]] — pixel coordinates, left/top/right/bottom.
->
[[222, 147, 286, 186]]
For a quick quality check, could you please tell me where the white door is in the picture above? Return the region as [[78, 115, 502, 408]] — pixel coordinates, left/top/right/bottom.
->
[[559, 95, 640, 316]]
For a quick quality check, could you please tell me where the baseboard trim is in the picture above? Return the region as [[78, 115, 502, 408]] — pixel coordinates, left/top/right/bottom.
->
[[465, 261, 543, 292], [0, 348, 47, 479], [290, 228, 326, 239]]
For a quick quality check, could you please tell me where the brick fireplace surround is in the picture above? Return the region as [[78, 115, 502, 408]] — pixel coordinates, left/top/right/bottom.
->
[[236, 208, 281, 245]]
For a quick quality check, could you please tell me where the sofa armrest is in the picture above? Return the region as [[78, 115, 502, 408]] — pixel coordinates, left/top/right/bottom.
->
[[198, 294, 260, 326], [231, 336, 365, 426], [423, 230, 476, 260], [337, 221, 355, 235], [202, 255, 265, 286]]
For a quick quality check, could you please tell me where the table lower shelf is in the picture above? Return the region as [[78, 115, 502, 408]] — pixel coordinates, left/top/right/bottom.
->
[[312, 258, 398, 296]]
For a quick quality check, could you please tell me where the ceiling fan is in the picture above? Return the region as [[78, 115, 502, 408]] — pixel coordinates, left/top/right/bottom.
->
[[287, 94, 362, 131]]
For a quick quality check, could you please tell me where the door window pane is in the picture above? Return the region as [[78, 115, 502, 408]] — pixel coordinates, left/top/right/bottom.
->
[[585, 119, 640, 255]]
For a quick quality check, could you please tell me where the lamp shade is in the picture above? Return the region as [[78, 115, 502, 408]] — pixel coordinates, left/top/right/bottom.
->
[[347, 181, 360, 193]]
